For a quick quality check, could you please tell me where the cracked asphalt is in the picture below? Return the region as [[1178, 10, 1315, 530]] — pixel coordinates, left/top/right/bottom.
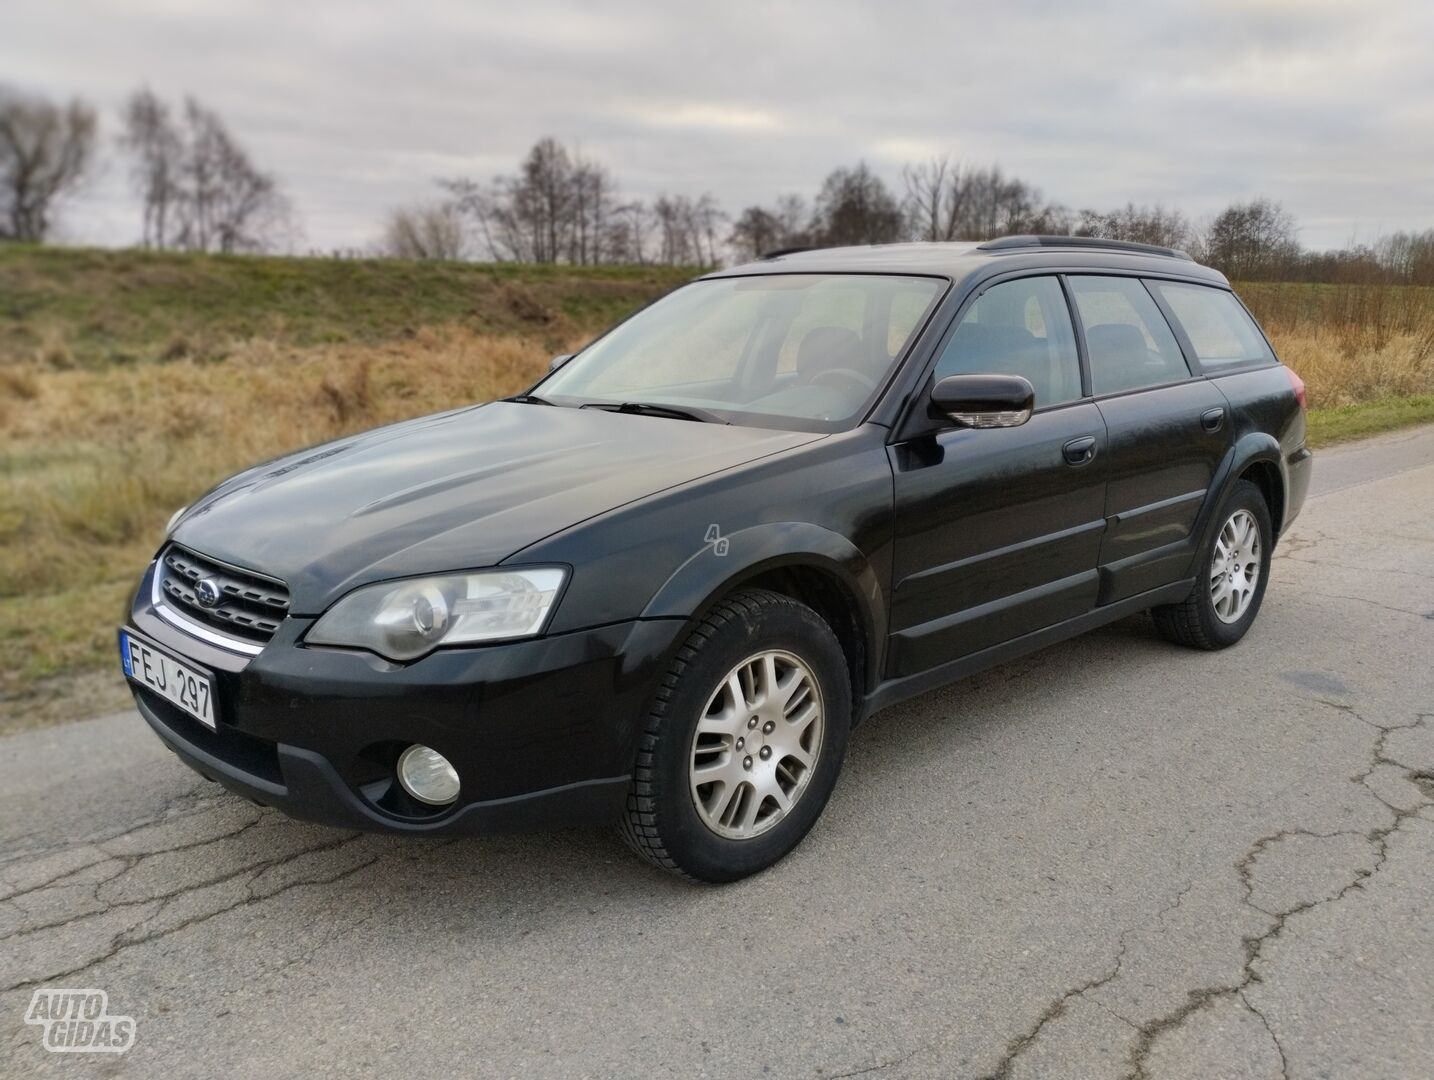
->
[[3, 425, 1432, 1079]]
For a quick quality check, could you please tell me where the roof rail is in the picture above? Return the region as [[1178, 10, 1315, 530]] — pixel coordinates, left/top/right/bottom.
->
[[758, 246, 820, 260], [976, 235, 1193, 261]]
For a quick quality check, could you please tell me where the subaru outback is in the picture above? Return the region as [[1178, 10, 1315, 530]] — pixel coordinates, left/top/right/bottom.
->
[[121, 236, 1312, 881]]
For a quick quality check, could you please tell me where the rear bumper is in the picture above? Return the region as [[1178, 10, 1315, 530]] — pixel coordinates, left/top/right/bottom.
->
[[126, 562, 684, 835], [1283, 444, 1313, 535]]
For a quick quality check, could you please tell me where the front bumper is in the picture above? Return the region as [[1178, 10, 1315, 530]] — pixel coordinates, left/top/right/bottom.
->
[[126, 561, 683, 834]]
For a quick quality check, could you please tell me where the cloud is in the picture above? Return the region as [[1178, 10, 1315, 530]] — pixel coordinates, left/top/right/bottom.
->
[[3, 0, 1431, 250], [628, 103, 782, 132]]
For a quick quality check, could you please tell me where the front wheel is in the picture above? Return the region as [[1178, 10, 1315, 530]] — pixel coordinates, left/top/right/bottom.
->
[[1152, 479, 1273, 650], [620, 588, 851, 882]]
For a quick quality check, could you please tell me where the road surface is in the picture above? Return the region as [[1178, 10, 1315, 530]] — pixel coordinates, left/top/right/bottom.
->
[[3, 425, 1433, 1079]]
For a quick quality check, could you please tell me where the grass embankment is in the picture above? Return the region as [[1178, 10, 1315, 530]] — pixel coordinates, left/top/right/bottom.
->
[[0, 246, 688, 730], [1, 248, 1431, 730], [1, 244, 682, 367]]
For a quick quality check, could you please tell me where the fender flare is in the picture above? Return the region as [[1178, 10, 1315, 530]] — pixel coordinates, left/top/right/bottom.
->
[[1192, 431, 1285, 559], [639, 521, 887, 691]]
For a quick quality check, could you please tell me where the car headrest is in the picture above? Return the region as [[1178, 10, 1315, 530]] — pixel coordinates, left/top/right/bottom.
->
[[1086, 323, 1148, 367], [949, 323, 1037, 371]]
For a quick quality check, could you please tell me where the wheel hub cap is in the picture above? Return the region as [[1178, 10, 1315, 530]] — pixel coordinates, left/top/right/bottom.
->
[[688, 650, 824, 840]]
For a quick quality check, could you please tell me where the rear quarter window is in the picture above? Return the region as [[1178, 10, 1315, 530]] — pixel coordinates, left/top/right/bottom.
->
[[1149, 282, 1276, 371]]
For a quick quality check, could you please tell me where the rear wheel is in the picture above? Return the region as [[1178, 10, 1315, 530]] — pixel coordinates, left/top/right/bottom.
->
[[1153, 479, 1272, 650], [620, 588, 851, 882]]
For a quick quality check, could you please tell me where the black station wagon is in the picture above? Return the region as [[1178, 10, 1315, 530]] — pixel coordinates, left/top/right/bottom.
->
[[121, 236, 1311, 881]]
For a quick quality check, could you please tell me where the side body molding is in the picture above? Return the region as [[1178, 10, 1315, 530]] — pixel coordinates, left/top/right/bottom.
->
[[639, 521, 889, 692]]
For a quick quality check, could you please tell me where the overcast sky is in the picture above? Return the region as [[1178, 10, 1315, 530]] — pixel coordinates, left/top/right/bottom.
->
[[6, 0, 1433, 252]]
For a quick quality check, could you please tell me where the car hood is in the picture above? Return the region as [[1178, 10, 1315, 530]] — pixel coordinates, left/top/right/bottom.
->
[[171, 402, 823, 613]]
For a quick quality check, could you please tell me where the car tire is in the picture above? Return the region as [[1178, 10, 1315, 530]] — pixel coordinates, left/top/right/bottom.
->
[[1152, 479, 1273, 650], [619, 588, 852, 882]]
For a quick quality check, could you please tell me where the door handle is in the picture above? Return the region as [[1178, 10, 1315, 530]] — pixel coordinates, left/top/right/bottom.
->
[[1062, 435, 1098, 466], [1201, 407, 1226, 432]]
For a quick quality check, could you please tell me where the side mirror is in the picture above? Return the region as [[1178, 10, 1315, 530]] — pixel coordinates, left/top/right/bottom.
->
[[549, 353, 573, 372], [929, 374, 1034, 429]]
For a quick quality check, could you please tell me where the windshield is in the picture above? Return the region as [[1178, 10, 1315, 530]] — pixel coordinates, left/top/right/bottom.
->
[[537, 273, 946, 431]]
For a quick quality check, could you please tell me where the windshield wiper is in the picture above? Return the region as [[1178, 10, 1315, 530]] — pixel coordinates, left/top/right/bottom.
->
[[581, 401, 729, 424], [505, 393, 557, 406]]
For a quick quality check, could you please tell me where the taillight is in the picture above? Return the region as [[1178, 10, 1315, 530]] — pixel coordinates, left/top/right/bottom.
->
[[1286, 367, 1307, 410]]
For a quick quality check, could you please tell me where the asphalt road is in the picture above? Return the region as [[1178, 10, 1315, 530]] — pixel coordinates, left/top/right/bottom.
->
[[3, 425, 1432, 1079]]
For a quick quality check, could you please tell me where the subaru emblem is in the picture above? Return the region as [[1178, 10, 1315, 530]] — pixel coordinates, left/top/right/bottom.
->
[[195, 578, 223, 608]]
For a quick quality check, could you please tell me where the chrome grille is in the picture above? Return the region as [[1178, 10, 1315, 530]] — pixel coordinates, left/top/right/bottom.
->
[[157, 544, 289, 647]]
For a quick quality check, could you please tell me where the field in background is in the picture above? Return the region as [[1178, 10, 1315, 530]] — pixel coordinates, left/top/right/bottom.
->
[[0, 247, 689, 729], [2, 247, 1432, 730]]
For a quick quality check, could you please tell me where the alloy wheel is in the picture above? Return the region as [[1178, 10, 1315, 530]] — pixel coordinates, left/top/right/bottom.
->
[[688, 649, 825, 840], [1211, 508, 1262, 623]]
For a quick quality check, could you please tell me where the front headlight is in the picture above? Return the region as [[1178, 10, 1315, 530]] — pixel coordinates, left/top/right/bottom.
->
[[307, 567, 567, 661]]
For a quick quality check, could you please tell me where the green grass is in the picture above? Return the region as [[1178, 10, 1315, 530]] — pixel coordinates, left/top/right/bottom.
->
[[1306, 395, 1434, 446], [0, 244, 691, 368]]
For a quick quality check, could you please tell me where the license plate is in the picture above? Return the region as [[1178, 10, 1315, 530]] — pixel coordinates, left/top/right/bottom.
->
[[119, 630, 217, 730]]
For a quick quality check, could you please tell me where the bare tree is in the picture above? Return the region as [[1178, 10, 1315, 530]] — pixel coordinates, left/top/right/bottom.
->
[[120, 88, 182, 249], [952, 165, 1066, 238], [117, 90, 292, 253], [901, 157, 1067, 241], [441, 177, 516, 261], [0, 87, 97, 242], [650, 193, 724, 266], [692, 193, 725, 266], [604, 200, 652, 264], [652, 193, 714, 266], [445, 136, 733, 267], [772, 195, 809, 244], [517, 137, 573, 263], [381, 199, 466, 259], [814, 162, 902, 246], [176, 98, 290, 253], [1374, 230, 1434, 285], [902, 156, 957, 241], [1197, 198, 1299, 279], [728, 194, 811, 261], [568, 154, 618, 264], [651, 195, 683, 264], [728, 206, 783, 262], [447, 139, 648, 266], [1074, 203, 1191, 249], [444, 140, 569, 263]]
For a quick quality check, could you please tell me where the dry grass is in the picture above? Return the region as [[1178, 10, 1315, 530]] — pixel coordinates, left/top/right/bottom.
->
[[3, 265, 1434, 730], [1240, 282, 1434, 406], [1268, 328, 1434, 405], [0, 326, 558, 725]]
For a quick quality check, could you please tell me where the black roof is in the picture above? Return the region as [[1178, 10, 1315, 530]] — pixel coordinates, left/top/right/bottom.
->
[[710, 237, 1227, 287]]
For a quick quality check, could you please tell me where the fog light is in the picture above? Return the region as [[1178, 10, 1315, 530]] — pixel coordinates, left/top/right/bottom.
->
[[396, 744, 460, 806]]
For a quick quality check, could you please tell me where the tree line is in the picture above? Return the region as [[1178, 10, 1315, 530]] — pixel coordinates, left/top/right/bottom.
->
[[383, 138, 1434, 285], [0, 84, 290, 253], [3, 83, 1433, 285]]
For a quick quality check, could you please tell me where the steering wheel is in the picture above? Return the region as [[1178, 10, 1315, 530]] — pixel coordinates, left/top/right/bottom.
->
[[809, 367, 878, 397]]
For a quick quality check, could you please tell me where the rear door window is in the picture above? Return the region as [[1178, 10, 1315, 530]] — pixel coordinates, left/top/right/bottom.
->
[[1068, 276, 1190, 396], [1148, 281, 1276, 370]]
